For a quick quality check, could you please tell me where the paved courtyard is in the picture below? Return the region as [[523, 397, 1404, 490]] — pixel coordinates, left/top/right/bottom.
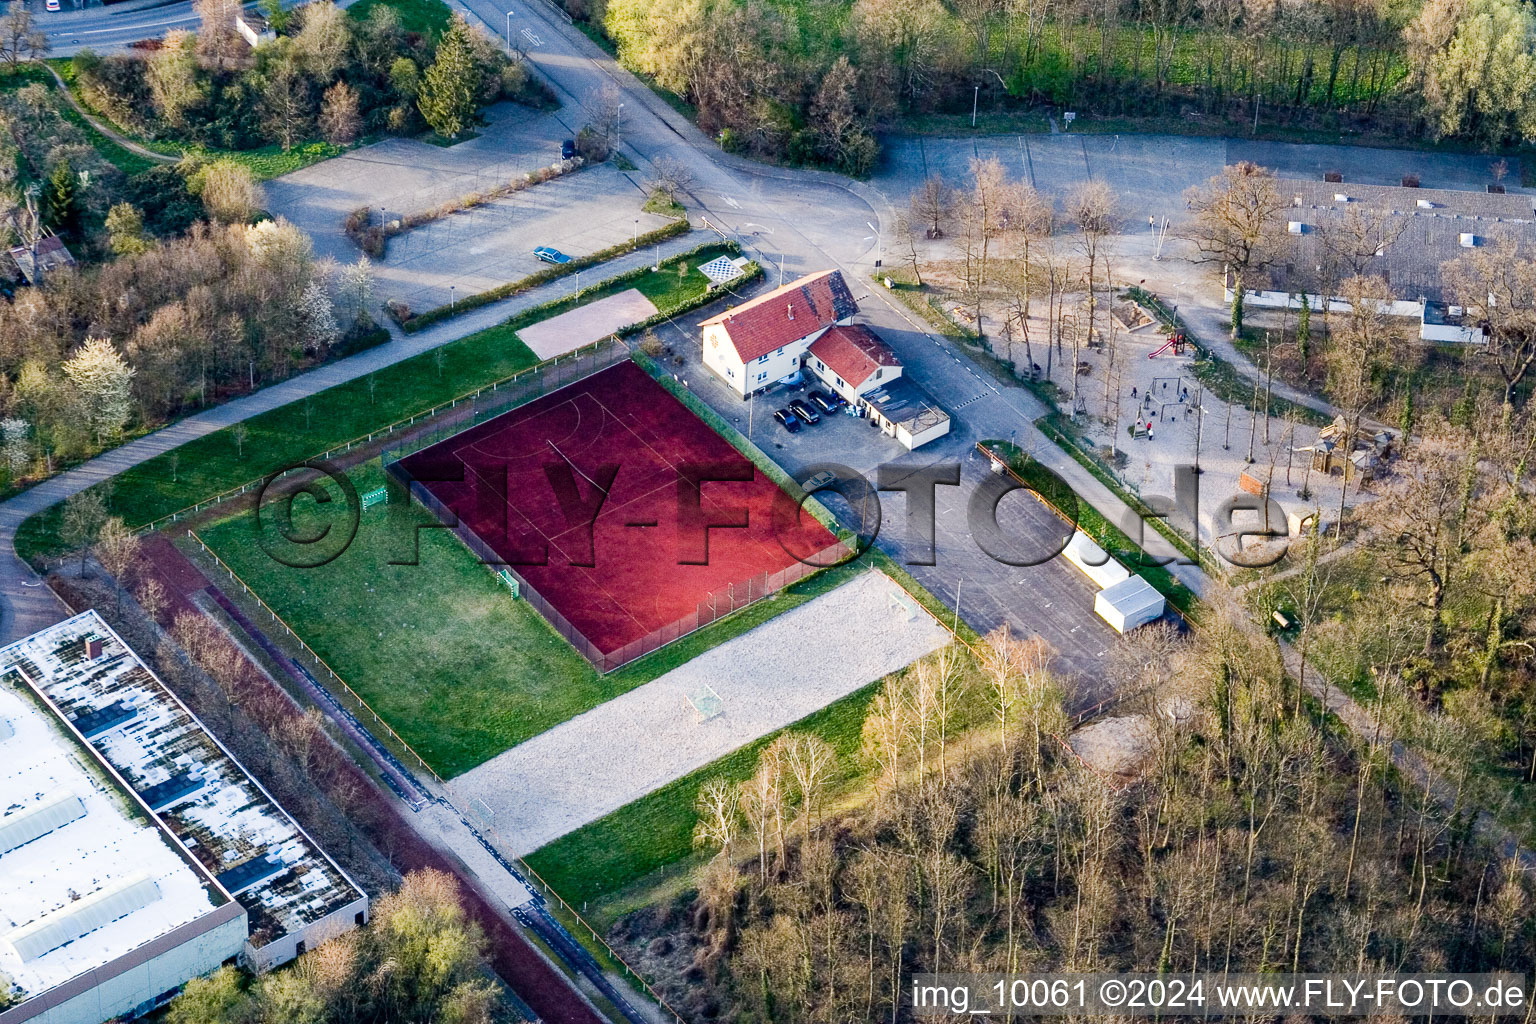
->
[[453, 570, 951, 856]]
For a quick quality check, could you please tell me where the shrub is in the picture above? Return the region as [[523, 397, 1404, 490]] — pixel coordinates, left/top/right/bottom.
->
[[575, 124, 610, 162], [386, 298, 412, 324], [1402, 174, 1421, 187]]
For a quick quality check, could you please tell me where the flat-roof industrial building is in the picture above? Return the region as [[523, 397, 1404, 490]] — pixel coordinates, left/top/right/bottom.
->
[[0, 611, 368, 1024], [0, 664, 247, 1024]]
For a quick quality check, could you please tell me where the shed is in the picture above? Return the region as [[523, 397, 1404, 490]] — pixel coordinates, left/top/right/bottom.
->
[[1094, 575, 1165, 633], [1062, 530, 1130, 590]]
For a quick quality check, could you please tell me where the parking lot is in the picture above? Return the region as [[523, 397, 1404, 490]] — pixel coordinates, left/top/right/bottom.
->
[[650, 312, 1122, 705], [371, 165, 673, 315], [264, 101, 671, 314]]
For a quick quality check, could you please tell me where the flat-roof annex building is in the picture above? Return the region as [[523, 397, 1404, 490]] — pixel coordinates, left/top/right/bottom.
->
[[0, 611, 369, 1024]]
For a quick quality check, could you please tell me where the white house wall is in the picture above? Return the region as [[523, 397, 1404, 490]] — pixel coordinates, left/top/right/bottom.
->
[[806, 358, 901, 403], [895, 417, 951, 450], [701, 325, 746, 394], [1420, 321, 1484, 344]]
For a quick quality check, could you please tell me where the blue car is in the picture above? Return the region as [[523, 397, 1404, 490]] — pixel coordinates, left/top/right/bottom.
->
[[533, 246, 572, 265]]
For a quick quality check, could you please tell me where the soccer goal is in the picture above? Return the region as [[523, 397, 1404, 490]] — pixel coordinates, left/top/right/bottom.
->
[[888, 589, 919, 622], [685, 685, 725, 724]]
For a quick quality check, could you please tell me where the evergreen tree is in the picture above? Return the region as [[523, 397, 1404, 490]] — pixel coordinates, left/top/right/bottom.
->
[[44, 159, 78, 235], [417, 16, 480, 139]]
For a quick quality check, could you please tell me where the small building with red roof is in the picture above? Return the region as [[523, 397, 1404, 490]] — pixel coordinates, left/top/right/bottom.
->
[[806, 323, 903, 403], [699, 269, 858, 397]]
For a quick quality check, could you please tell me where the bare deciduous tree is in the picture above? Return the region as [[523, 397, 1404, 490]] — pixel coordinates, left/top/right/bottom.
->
[[94, 516, 141, 614], [1065, 181, 1119, 415], [1184, 162, 1288, 336], [909, 174, 953, 240]]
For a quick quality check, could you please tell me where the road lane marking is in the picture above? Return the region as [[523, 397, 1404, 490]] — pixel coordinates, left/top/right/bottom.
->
[[520, 26, 542, 45]]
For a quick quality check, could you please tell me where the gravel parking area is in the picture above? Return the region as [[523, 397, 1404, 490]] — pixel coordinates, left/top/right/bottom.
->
[[452, 570, 950, 856]]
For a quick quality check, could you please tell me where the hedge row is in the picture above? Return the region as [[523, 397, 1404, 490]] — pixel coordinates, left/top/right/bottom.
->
[[398, 218, 692, 333], [443, 241, 753, 351]]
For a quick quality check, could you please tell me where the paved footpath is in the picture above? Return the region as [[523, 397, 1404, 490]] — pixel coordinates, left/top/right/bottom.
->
[[0, 230, 704, 644]]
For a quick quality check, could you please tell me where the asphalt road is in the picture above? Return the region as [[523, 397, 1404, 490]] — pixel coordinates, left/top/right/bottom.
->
[[35, 0, 279, 55], [1, 0, 1201, 653]]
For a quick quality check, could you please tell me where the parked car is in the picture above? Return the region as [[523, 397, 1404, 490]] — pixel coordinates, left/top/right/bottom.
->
[[788, 399, 820, 424], [561, 139, 576, 160], [808, 389, 842, 413], [533, 246, 572, 265], [774, 408, 801, 433], [801, 471, 836, 492], [44, 0, 60, 10]]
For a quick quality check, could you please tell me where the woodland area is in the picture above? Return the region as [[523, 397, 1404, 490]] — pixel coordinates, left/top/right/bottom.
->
[[615, 620, 1536, 1024], [0, 0, 553, 494], [570, 0, 1536, 172], [69, 0, 547, 151], [167, 870, 509, 1024], [0, 216, 379, 490]]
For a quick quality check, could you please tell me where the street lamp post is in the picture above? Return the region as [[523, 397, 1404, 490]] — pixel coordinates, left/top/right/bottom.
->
[[744, 222, 780, 284], [866, 221, 882, 267], [505, 10, 512, 56], [972, 85, 979, 127], [616, 103, 624, 153], [450, 284, 456, 309]]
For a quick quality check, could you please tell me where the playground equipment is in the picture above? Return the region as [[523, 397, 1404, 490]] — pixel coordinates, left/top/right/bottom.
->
[[1147, 332, 1188, 359]]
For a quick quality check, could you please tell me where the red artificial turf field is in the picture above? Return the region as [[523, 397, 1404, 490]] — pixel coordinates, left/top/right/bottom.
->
[[398, 361, 839, 661]]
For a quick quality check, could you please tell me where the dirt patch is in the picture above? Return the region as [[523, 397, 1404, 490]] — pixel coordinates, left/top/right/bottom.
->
[[1069, 714, 1156, 777]]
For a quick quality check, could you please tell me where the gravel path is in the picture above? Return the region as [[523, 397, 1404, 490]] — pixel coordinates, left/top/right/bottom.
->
[[453, 570, 951, 856]]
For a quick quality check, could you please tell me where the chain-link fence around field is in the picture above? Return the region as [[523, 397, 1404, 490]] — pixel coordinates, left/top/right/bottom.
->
[[386, 448, 852, 673], [381, 337, 634, 465], [381, 345, 853, 673]]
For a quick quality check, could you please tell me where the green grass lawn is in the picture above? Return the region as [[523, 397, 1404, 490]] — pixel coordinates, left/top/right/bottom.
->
[[197, 457, 880, 777], [627, 247, 730, 308], [182, 141, 345, 180], [349, 0, 452, 38], [523, 679, 881, 907], [3, 63, 159, 178], [198, 463, 601, 778], [15, 245, 745, 565], [18, 325, 540, 563]]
